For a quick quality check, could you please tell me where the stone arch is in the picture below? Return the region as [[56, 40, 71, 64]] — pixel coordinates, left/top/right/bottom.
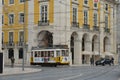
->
[[37, 30, 53, 47], [82, 33, 90, 51], [92, 35, 99, 52], [70, 32, 79, 64], [103, 36, 110, 52]]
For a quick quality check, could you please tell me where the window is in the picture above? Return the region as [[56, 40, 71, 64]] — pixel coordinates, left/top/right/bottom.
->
[[73, 8, 77, 22], [84, 10, 88, 24], [41, 5, 48, 22], [93, 13, 98, 26], [105, 4, 108, 11], [20, 0, 24, 3], [9, 0, 14, 4], [2, 15, 4, 25], [19, 31, 24, 42], [9, 14, 14, 24], [94, 2, 97, 8], [2, 0, 4, 5], [19, 48, 23, 59], [19, 13, 24, 23], [84, 0, 88, 5], [9, 32, 13, 43], [105, 15, 108, 28]]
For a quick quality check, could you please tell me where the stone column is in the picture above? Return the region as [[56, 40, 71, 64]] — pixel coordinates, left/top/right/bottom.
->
[[100, 1, 105, 57], [74, 39, 82, 65]]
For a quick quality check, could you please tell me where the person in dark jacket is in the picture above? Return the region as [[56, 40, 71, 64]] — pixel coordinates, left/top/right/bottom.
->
[[11, 57, 15, 67], [90, 57, 94, 66], [111, 57, 114, 65]]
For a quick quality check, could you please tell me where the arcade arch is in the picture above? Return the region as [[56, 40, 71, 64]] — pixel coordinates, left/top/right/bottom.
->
[[37, 30, 53, 47]]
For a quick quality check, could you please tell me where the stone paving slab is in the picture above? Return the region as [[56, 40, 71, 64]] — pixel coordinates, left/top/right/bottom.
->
[[0, 67, 42, 76]]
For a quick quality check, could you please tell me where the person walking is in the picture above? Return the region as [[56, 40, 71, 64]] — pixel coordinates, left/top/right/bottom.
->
[[90, 57, 94, 66], [111, 57, 114, 65], [11, 56, 15, 68]]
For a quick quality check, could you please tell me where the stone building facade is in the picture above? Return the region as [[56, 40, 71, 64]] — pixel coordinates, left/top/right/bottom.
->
[[2, 0, 119, 65]]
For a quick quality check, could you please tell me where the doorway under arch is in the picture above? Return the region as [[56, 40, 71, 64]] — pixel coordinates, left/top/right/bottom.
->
[[8, 48, 14, 59], [70, 32, 78, 64], [103, 37, 110, 52], [82, 33, 90, 64], [37, 30, 53, 47]]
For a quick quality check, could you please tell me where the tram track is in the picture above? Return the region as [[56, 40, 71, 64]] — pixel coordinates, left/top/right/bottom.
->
[[58, 65, 118, 80], [71, 65, 118, 80]]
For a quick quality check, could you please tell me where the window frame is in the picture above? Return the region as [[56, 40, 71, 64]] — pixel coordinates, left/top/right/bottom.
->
[[84, 0, 88, 5], [40, 5, 48, 22], [73, 7, 77, 22], [8, 13, 14, 25], [20, 0, 24, 3], [105, 15, 108, 28], [84, 10, 88, 24], [9, 0, 14, 4], [8, 32, 14, 43], [19, 12, 24, 24], [93, 12, 98, 26]]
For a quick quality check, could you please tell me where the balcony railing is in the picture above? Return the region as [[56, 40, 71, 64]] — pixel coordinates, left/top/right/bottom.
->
[[4, 42, 15, 48], [17, 41, 24, 47], [93, 26, 99, 31], [38, 20, 49, 26], [71, 22, 79, 28], [83, 24, 90, 29], [38, 0, 49, 3], [104, 27, 110, 33], [2, 43, 6, 49]]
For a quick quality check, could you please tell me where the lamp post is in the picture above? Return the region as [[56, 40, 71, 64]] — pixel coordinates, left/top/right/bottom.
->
[[22, 0, 30, 71], [22, 0, 31, 71], [22, 0, 26, 71]]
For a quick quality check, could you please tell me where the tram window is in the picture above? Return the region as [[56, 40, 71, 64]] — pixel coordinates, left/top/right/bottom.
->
[[35, 51, 37, 57], [31, 51, 33, 57], [41, 51, 44, 57], [48, 51, 50, 57], [56, 51, 60, 56], [43, 51, 45, 57], [38, 51, 41, 57], [66, 50, 69, 56], [62, 50, 65, 56], [50, 51, 54, 57], [45, 51, 48, 57]]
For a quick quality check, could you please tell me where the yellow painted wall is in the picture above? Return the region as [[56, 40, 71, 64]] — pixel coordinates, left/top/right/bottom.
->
[[89, 0, 93, 28], [49, 0, 54, 23], [34, 0, 54, 24], [78, 0, 83, 27], [34, 0, 39, 24], [71, 0, 111, 30], [2, 0, 112, 43], [2, 0, 28, 43]]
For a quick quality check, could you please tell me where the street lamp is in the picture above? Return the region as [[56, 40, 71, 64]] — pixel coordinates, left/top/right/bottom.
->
[[22, 0, 26, 71], [22, 0, 30, 71]]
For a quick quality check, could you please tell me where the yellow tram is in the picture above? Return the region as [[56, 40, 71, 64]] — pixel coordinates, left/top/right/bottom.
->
[[30, 47, 70, 66]]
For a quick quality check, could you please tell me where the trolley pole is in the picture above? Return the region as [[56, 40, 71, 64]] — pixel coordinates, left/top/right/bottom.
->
[[22, 0, 26, 71]]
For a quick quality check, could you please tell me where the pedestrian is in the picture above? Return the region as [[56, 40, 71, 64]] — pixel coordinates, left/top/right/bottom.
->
[[11, 56, 15, 68], [111, 57, 114, 65], [90, 57, 94, 66]]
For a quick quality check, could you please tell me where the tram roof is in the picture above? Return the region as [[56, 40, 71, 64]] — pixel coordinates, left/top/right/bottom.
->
[[31, 46, 68, 50]]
